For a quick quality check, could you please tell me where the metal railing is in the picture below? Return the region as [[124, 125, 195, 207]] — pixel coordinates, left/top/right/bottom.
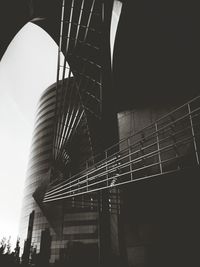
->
[[43, 95, 200, 203]]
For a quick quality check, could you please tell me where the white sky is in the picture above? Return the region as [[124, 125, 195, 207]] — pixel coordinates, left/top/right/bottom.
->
[[110, 0, 122, 66], [0, 22, 66, 248], [0, 3, 122, 249]]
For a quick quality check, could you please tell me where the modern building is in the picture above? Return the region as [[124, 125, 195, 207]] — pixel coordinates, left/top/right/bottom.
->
[[18, 1, 200, 267], [19, 76, 200, 266], [19, 80, 100, 265]]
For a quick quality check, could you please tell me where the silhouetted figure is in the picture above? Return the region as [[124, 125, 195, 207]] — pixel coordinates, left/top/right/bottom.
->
[[21, 211, 35, 265], [37, 228, 51, 267]]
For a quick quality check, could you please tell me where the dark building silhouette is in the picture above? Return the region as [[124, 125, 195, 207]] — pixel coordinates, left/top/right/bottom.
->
[[13, 1, 200, 266], [21, 210, 35, 264], [19, 81, 100, 264]]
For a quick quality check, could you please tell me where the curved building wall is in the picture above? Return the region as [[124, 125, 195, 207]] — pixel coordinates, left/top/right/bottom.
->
[[19, 81, 99, 264], [19, 83, 56, 248], [117, 104, 200, 267]]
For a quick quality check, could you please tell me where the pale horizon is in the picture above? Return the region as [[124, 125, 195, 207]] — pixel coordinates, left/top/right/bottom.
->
[[0, 22, 67, 249], [0, 5, 119, 249]]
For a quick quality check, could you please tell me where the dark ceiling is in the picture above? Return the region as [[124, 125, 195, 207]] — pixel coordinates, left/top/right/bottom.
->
[[0, 0, 61, 59], [0, 0, 199, 109], [113, 1, 200, 109]]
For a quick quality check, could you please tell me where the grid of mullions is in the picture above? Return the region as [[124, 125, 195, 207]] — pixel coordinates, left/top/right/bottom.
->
[[53, 0, 104, 165]]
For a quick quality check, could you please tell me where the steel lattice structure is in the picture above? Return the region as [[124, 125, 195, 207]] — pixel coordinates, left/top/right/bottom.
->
[[45, 94, 200, 202], [43, 0, 200, 204], [53, 0, 106, 171]]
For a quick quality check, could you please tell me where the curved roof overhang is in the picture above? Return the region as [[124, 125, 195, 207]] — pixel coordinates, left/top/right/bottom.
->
[[0, 0, 61, 60]]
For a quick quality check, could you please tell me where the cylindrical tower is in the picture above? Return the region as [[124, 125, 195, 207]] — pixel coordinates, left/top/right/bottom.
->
[[19, 83, 56, 244], [20, 82, 56, 258], [19, 80, 99, 265]]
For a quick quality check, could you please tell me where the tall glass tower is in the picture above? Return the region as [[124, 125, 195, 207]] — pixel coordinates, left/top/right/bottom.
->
[[19, 1, 123, 265], [19, 80, 99, 265]]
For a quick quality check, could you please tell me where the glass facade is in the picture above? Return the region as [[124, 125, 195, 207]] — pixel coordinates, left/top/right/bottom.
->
[[19, 1, 120, 265], [19, 81, 99, 264], [18, 1, 200, 266]]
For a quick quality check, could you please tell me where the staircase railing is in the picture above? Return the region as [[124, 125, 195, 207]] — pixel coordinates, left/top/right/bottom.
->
[[44, 95, 200, 203]]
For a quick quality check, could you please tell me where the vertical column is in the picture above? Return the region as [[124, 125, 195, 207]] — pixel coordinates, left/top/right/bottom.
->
[[99, 1, 120, 266], [85, 161, 88, 191], [53, 0, 66, 160], [188, 103, 200, 165], [155, 122, 163, 174], [21, 210, 35, 265], [127, 137, 133, 180], [105, 150, 109, 187]]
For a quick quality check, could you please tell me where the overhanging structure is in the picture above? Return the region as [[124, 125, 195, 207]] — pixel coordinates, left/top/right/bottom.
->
[[18, 1, 200, 266], [44, 95, 200, 202], [49, 0, 122, 196]]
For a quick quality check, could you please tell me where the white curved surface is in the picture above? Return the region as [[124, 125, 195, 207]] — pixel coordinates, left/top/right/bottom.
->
[[110, 0, 122, 67], [0, 22, 67, 246]]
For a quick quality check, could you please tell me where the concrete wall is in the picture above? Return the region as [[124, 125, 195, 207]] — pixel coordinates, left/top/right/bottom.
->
[[117, 108, 200, 267]]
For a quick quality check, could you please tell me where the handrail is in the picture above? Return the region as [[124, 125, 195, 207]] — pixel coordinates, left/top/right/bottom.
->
[[45, 127, 199, 197], [44, 95, 200, 202], [49, 96, 200, 189], [44, 135, 199, 201]]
